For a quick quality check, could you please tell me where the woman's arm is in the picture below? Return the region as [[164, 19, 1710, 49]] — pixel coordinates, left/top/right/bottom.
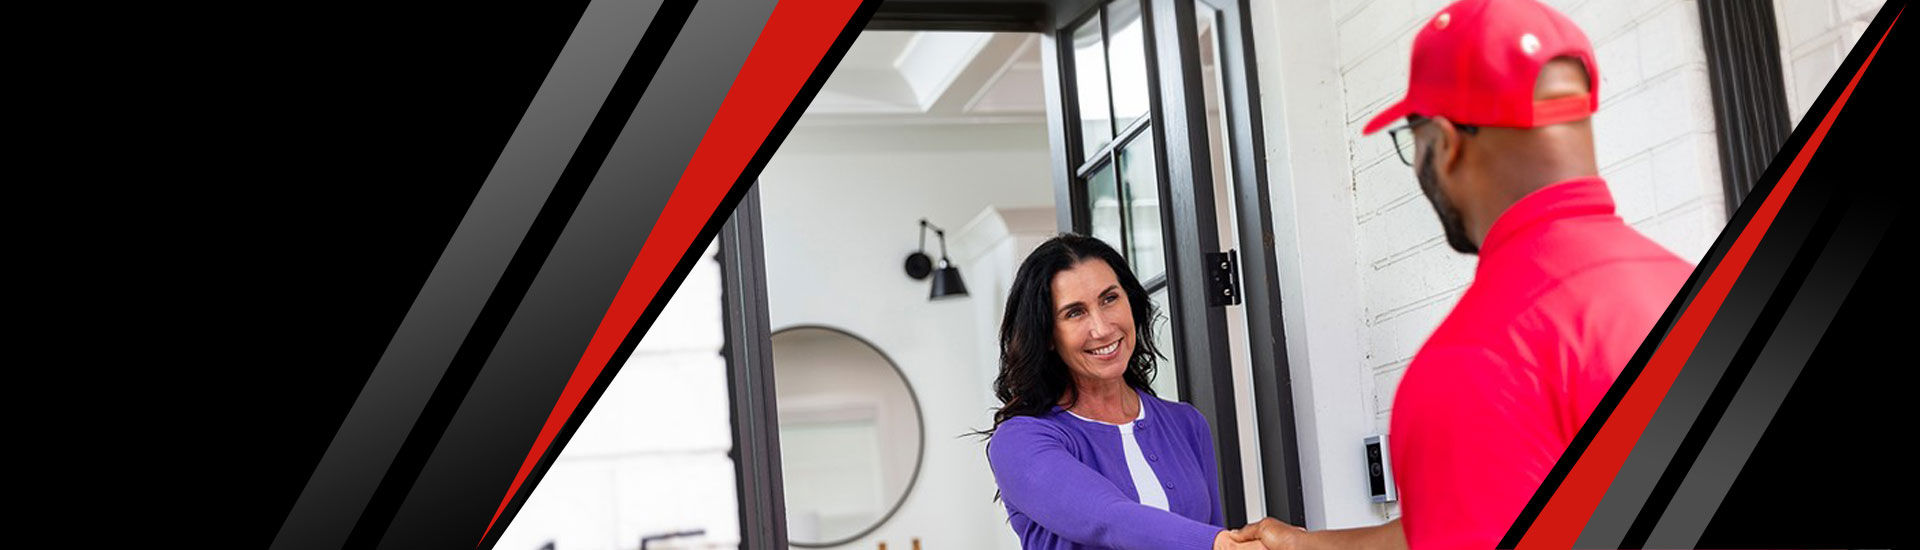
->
[[989, 418, 1228, 550]]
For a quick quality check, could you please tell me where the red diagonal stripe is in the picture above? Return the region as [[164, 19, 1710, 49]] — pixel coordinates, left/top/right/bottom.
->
[[1515, 8, 1902, 548], [475, 0, 867, 544]]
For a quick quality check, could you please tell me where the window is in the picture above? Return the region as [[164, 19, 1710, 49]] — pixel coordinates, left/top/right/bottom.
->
[[1070, 0, 1170, 286]]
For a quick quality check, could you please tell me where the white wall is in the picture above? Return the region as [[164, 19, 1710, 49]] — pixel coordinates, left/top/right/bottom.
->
[[951, 205, 1062, 550], [758, 120, 1055, 550], [498, 244, 737, 550], [1774, 0, 1884, 126], [1247, 0, 1729, 529]]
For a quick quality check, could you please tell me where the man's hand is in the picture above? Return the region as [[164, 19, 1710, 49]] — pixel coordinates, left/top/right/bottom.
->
[[1213, 530, 1269, 550], [1228, 518, 1405, 550], [1230, 517, 1306, 550]]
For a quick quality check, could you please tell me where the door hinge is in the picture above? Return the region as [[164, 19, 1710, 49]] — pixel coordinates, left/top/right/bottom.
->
[[1205, 250, 1241, 307]]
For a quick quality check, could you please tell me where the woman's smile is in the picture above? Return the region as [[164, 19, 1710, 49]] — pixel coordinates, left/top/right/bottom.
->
[[1085, 337, 1125, 361]]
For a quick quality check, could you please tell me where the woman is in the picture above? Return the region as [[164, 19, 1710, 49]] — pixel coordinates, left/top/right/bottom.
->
[[984, 234, 1261, 550]]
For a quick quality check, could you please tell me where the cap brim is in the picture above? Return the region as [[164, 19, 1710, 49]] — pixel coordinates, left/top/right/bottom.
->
[[1361, 98, 1415, 135]]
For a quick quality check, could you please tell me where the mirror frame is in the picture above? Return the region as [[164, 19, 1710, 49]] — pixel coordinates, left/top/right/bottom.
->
[[771, 323, 929, 548]]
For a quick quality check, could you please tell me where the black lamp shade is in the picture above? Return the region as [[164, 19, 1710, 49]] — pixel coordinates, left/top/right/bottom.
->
[[930, 263, 968, 299]]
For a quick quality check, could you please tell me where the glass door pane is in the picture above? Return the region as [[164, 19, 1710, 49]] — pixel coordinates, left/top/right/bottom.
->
[[1106, 0, 1151, 132], [1119, 134, 1165, 281], [1086, 164, 1125, 252], [1148, 288, 1180, 398], [1071, 15, 1113, 161]]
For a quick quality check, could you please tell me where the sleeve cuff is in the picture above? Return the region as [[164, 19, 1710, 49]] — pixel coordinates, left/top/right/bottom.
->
[[1171, 519, 1222, 550]]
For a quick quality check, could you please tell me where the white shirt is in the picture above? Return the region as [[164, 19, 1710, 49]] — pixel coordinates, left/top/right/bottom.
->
[[1068, 403, 1170, 510]]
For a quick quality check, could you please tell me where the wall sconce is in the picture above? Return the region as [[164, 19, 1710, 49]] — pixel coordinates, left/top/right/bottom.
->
[[904, 219, 968, 300]]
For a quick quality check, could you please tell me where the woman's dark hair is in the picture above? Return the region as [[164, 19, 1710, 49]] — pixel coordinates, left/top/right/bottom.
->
[[978, 233, 1163, 440]]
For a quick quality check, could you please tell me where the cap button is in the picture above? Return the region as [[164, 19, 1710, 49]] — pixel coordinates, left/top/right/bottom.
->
[[1520, 33, 1541, 55], [1434, 12, 1450, 29]]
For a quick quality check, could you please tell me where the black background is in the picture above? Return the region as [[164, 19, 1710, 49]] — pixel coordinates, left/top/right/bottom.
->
[[33, 3, 594, 545]]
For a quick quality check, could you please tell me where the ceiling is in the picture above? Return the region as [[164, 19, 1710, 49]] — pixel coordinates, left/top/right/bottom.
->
[[803, 31, 1045, 125]]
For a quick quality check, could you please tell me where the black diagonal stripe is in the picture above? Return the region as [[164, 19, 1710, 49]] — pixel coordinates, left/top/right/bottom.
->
[[1616, 162, 1856, 548], [269, 1, 665, 548], [1660, 9, 1907, 546], [371, 0, 783, 546], [473, 0, 884, 546], [1688, 212, 1905, 548], [1572, 104, 1848, 548], [1639, 183, 1898, 547], [332, 1, 702, 547]]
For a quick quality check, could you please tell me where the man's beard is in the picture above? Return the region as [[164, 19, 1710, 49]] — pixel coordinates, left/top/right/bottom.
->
[[1417, 147, 1479, 254]]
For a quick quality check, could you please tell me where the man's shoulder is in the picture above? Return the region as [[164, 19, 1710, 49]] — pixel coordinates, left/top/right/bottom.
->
[[1530, 238, 1693, 329], [1536, 216, 1693, 286], [1488, 218, 1693, 327]]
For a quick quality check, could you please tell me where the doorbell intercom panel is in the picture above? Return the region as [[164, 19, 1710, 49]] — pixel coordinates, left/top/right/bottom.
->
[[1364, 434, 1397, 503]]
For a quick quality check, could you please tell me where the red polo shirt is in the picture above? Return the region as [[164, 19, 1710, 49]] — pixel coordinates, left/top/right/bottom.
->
[[1389, 177, 1693, 550]]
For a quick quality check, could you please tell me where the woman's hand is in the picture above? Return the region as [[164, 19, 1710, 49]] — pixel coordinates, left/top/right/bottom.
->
[[1231, 517, 1405, 550], [1212, 530, 1268, 550], [1229, 518, 1306, 550]]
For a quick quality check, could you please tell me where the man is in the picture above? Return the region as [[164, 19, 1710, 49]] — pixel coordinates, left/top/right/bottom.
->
[[1232, 0, 1694, 548]]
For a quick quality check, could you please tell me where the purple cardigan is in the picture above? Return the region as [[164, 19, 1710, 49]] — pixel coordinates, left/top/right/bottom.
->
[[986, 386, 1225, 550]]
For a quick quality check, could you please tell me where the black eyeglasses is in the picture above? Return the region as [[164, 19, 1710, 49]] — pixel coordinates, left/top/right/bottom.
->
[[1384, 117, 1477, 167]]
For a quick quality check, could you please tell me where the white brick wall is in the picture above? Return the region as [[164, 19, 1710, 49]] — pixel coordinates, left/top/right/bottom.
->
[[498, 243, 739, 550], [1774, 0, 1883, 126], [1252, 0, 1728, 526]]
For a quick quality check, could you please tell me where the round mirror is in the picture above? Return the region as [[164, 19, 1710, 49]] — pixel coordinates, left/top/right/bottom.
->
[[772, 326, 925, 547]]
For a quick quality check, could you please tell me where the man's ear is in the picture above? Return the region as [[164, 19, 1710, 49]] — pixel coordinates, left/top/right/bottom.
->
[[1429, 116, 1467, 177]]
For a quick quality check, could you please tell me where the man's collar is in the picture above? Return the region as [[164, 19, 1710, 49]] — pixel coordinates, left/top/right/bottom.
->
[[1479, 176, 1615, 256]]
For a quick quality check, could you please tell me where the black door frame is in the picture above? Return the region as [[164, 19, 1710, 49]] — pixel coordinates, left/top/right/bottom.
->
[[1137, 0, 1248, 526], [720, 0, 1306, 546], [720, 187, 788, 550], [1188, 0, 1306, 527]]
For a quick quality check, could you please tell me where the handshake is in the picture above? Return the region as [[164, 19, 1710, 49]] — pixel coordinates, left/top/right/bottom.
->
[[1212, 517, 1403, 550], [1212, 518, 1306, 550]]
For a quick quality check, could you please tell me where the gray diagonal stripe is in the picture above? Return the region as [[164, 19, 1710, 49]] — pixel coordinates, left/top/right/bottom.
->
[[269, 1, 663, 548], [1573, 178, 1837, 548], [1643, 196, 1894, 547], [374, 0, 781, 546]]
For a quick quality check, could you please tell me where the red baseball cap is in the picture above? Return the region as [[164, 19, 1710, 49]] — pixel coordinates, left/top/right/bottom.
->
[[1361, 0, 1600, 135]]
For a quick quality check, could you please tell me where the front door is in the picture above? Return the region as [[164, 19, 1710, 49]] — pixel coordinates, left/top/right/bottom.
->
[[1038, 0, 1300, 526]]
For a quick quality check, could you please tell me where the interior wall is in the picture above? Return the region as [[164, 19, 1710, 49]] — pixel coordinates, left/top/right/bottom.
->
[[758, 120, 1055, 550], [1247, 0, 1731, 529]]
